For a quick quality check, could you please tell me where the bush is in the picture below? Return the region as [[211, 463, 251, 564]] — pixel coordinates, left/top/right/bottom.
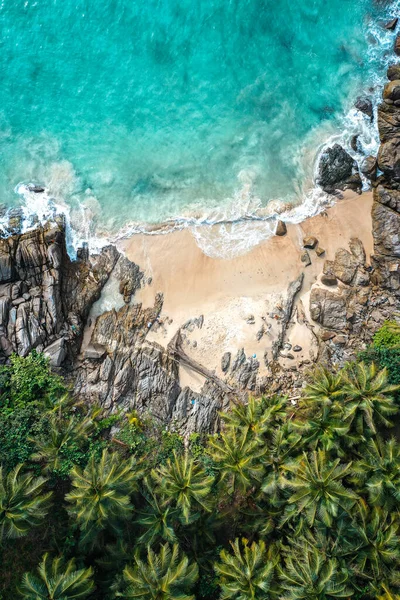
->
[[373, 321, 400, 350]]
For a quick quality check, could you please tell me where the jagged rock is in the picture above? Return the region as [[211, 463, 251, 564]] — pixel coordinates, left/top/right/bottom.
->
[[275, 220, 287, 236], [84, 344, 107, 360], [44, 337, 66, 367], [231, 348, 246, 372], [310, 287, 347, 330], [385, 17, 398, 30], [333, 248, 358, 284], [387, 64, 400, 81], [316, 144, 362, 193], [383, 80, 400, 102], [372, 196, 400, 257], [182, 315, 204, 332], [349, 238, 366, 266], [355, 96, 373, 120], [379, 132, 400, 180], [321, 260, 337, 286], [221, 352, 231, 372], [377, 100, 400, 142], [303, 236, 318, 249], [395, 34, 400, 55], [360, 155, 378, 180], [301, 250, 311, 266]]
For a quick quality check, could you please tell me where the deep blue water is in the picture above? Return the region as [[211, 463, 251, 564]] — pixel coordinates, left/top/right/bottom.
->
[[0, 0, 397, 243]]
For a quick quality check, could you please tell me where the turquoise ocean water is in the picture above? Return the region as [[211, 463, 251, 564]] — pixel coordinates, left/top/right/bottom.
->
[[0, 0, 398, 253]]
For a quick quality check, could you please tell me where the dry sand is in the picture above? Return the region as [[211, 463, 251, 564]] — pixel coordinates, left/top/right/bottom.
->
[[117, 191, 373, 390]]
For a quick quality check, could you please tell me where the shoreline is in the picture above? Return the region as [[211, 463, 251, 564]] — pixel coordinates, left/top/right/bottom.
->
[[117, 190, 373, 390]]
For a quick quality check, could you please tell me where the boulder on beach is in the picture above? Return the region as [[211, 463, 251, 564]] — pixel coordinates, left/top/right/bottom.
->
[[316, 144, 362, 194], [303, 236, 318, 249], [275, 220, 287, 236]]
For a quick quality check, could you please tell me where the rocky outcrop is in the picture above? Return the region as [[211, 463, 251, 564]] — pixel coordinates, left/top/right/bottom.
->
[[316, 144, 362, 194]]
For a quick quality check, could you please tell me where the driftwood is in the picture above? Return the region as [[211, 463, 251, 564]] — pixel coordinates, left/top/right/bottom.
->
[[168, 330, 234, 395]]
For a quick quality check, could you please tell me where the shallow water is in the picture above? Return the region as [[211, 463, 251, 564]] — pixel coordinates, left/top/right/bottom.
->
[[0, 0, 397, 248]]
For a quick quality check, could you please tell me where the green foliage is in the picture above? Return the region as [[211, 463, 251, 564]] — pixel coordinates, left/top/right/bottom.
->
[[0, 464, 51, 543], [19, 552, 95, 599], [214, 538, 275, 600], [151, 451, 215, 524], [117, 543, 199, 599], [0, 354, 399, 599], [373, 321, 400, 350], [0, 351, 66, 408], [66, 449, 142, 547]]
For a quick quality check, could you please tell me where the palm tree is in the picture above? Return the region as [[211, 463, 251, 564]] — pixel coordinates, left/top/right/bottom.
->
[[350, 437, 400, 510], [19, 553, 94, 599], [209, 428, 265, 496], [301, 367, 344, 409], [291, 405, 357, 455], [221, 396, 288, 444], [342, 363, 399, 436], [278, 546, 353, 599], [117, 543, 198, 599], [31, 412, 94, 475], [151, 451, 214, 524], [376, 584, 400, 600], [135, 479, 177, 545], [214, 538, 275, 600], [0, 464, 51, 543], [280, 450, 358, 527], [350, 505, 400, 587], [66, 449, 142, 546], [261, 424, 301, 508]]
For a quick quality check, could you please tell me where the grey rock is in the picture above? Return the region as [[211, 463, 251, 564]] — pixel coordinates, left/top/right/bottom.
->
[[221, 352, 231, 372], [44, 337, 66, 367], [316, 144, 362, 193], [301, 250, 311, 267], [310, 288, 347, 330], [333, 248, 358, 284], [360, 155, 378, 180]]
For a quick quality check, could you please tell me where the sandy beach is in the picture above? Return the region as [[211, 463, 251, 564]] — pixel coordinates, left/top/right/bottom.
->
[[117, 191, 373, 389]]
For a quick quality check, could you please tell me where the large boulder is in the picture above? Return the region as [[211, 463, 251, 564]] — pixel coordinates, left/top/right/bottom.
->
[[378, 136, 400, 181], [333, 248, 358, 284], [316, 144, 361, 193], [310, 287, 347, 330], [387, 64, 400, 81]]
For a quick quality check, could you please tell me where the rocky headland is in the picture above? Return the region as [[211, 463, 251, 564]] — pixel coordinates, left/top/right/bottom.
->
[[1, 64, 400, 437]]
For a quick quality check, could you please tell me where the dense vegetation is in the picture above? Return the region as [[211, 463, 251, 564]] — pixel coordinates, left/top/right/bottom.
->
[[0, 322, 400, 599]]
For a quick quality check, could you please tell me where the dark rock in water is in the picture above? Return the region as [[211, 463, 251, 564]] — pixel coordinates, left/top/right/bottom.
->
[[355, 96, 373, 120], [385, 17, 398, 31], [275, 220, 287, 236], [221, 352, 231, 373], [394, 34, 400, 55], [387, 64, 400, 81], [301, 250, 311, 267], [28, 185, 45, 193], [350, 134, 360, 153], [316, 144, 361, 194], [303, 236, 318, 249], [360, 155, 378, 181]]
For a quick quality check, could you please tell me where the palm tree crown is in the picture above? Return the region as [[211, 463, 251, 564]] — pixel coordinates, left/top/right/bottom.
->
[[66, 449, 141, 544], [280, 450, 358, 527], [0, 464, 51, 543], [214, 538, 275, 600], [19, 553, 94, 599], [117, 543, 198, 600], [151, 451, 214, 524]]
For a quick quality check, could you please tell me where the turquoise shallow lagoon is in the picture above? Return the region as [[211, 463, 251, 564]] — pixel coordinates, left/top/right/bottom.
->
[[0, 0, 397, 245]]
